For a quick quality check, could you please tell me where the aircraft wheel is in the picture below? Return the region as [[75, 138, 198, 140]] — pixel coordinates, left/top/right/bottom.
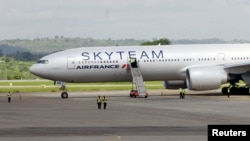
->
[[61, 92, 68, 99]]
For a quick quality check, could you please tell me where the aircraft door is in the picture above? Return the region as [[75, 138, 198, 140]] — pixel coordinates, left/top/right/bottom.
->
[[67, 57, 75, 69], [217, 53, 225, 65], [129, 57, 138, 68]]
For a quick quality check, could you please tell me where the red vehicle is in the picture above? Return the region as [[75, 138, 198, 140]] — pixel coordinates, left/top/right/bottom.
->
[[130, 90, 139, 97], [130, 90, 148, 98]]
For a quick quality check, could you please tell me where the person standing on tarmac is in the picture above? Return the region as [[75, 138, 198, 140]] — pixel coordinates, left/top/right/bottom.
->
[[179, 88, 183, 99], [7, 91, 12, 103], [102, 96, 107, 109], [179, 88, 185, 99], [227, 86, 231, 98], [97, 96, 102, 109]]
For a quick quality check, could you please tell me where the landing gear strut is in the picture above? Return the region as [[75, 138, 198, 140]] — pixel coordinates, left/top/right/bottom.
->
[[60, 85, 68, 99]]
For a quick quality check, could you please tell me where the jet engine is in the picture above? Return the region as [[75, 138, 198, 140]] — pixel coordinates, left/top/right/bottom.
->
[[186, 66, 228, 90], [163, 80, 187, 89]]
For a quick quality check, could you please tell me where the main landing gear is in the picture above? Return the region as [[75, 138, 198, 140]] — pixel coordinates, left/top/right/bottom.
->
[[222, 85, 249, 95]]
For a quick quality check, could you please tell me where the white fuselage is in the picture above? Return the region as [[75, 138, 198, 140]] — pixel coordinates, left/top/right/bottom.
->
[[29, 44, 250, 85]]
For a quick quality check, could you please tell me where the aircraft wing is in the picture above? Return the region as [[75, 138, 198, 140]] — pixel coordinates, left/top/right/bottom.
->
[[223, 61, 250, 74], [223, 61, 250, 86]]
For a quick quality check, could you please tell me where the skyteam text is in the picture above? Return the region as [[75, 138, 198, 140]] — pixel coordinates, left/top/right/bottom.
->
[[81, 50, 164, 60]]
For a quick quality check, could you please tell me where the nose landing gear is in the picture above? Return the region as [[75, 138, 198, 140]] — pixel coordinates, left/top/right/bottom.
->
[[61, 91, 68, 98], [60, 85, 68, 99]]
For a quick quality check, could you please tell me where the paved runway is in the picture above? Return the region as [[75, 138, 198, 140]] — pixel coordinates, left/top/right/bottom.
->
[[0, 90, 250, 141]]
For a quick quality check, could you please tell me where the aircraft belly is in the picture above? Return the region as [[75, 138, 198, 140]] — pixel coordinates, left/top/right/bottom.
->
[[142, 71, 183, 80], [140, 65, 184, 81]]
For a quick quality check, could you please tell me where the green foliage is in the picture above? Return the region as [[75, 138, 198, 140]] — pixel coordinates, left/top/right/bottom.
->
[[141, 38, 171, 46], [0, 57, 36, 80], [0, 80, 164, 93]]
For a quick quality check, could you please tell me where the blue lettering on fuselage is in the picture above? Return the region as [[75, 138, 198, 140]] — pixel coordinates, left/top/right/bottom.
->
[[105, 52, 113, 60], [128, 51, 136, 58], [82, 52, 90, 60], [93, 52, 102, 60], [76, 64, 120, 69], [81, 50, 164, 60], [152, 50, 163, 59], [116, 51, 125, 60], [140, 51, 149, 59]]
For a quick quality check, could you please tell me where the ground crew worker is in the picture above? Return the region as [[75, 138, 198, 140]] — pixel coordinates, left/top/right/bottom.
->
[[179, 88, 183, 99], [227, 85, 232, 98], [130, 58, 137, 68], [130, 58, 134, 67], [102, 96, 107, 109], [7, 91, 12, 103], [97, 96, 102, 109], [227, 87, 230, 98]]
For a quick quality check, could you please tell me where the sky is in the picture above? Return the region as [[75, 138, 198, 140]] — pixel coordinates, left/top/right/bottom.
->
[[1, 0, 250, 40]]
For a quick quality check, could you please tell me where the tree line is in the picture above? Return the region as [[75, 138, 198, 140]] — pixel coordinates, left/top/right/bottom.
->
[[0, 37, 171, 61], [0, 56, 35, 80]]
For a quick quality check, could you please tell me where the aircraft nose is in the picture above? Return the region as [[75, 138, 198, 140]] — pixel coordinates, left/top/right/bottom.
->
[[29, 64, 44, 77]]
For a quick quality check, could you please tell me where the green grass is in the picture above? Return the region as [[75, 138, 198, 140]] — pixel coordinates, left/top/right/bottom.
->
[[2, 80, 244, 94], [0, 80, 164, 93]]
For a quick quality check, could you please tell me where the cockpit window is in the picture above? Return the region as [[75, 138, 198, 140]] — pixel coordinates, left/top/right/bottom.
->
[[37, 60, 49, 64]]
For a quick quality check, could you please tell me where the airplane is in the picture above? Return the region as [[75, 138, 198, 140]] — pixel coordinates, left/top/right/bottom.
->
[[29, 43, 250, 98]]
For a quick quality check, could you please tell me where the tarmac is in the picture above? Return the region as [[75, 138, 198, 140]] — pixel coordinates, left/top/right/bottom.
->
[[0, 89, 250, 141]]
